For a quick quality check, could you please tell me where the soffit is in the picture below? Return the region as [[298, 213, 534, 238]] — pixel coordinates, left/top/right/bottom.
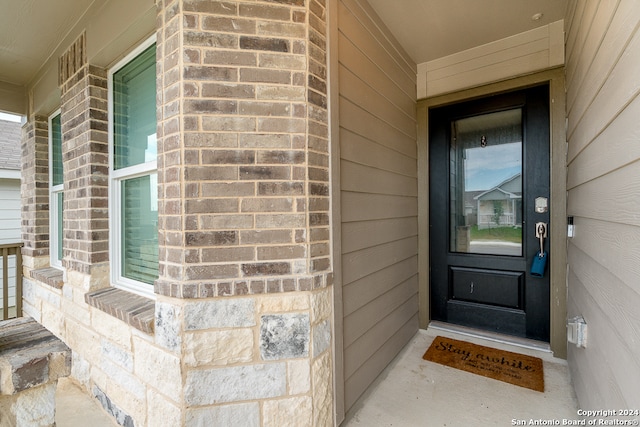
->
[[0, 0, 95, 87], [0, 0, 568, 99], [366, 0, 568, 64]]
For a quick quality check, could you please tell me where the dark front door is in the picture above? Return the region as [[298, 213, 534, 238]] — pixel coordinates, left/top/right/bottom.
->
[[429, 85, 550, 342]]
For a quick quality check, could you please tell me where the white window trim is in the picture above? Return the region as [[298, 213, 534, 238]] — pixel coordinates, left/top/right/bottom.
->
[[108, 34, 157, 298], [48, 109, 63, 270]]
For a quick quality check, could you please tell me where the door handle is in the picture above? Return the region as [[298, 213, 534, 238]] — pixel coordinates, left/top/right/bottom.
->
[[531, 222, 548, 277], [535, 222, 547, 255]]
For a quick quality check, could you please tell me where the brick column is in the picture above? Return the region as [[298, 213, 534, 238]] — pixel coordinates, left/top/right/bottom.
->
[[153, 1, 334, 425], [155, 0, 331, 297], [59, 35, 110, 290], [21, 115, 50, 269]]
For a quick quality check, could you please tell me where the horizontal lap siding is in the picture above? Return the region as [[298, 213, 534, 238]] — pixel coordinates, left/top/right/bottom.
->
[[421, 21, 564, 98], [338, 0, 418, 412], [568, 243, 640, 406], [0, 180, 21, 245], [565, 0, 640, 409], [0, 179, 21, 307]]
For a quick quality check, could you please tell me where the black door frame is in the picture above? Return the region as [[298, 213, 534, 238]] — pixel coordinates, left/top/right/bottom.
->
[[416, 69, 568, 358]]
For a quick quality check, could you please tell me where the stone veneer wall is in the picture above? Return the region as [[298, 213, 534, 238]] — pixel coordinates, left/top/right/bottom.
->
[[160, 288, 334, 426], [22, 274, 332, 426], [20, 1, 334, 426]]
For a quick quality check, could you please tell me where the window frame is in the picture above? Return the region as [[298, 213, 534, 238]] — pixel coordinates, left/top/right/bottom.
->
[[48, 110, 64, 269], [108, 35, 158, 298]]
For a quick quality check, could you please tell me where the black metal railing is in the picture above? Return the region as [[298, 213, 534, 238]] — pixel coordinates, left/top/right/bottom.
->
[[1, 242, 23, 320]]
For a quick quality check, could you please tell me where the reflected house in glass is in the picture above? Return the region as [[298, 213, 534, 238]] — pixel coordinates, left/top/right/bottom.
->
[[473, 173, 522, 229]]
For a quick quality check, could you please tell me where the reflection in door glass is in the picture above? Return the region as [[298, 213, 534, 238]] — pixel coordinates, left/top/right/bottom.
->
[[450, 109, 523, 256]]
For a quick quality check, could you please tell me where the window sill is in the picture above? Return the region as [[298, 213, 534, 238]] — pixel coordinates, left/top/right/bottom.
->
[[30, 267, 64, 289], [84, 287, 155, 335]]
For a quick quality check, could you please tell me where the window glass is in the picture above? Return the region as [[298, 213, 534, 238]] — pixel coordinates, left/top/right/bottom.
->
[[50, 112, 64, 266], [121, 175, 158, 285], [113, 45, 157, 170], [51, 114, 63, 186], [56, 192, 64, 262], [110, 40, 158, 292]]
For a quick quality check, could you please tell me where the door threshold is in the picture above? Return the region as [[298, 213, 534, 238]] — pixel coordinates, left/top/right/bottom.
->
[[427, 321, 552, 354]]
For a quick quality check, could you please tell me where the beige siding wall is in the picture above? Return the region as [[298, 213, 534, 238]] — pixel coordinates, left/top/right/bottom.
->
[[0, 178, 21, 309], [418, 20, 564, 99], [0, 179, 20, 244], [565, 0, 640, 409], [337, 0, 418, 413]]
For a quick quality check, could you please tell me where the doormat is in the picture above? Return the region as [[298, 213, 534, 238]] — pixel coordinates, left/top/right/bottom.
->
[[422, 336, 544, 392]]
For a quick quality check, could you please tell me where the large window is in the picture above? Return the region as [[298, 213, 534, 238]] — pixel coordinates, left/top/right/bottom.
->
[[49, 111, 64, 269], [109, 37, 157, 296]]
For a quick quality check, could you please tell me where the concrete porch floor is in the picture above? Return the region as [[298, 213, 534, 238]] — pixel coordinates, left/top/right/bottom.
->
[[343, 326, 579, 426], [54, 326, 578, 426], [55, 378, 117, 426]]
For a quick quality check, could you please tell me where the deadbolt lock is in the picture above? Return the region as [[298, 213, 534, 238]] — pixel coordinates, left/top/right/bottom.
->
[[535, 197, 548, 214], [535, 197, 549, 213]]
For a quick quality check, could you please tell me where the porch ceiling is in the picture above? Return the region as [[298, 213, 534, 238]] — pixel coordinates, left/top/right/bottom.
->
[[0, 0, 94, 88], [0, 0, 568, 115], [366, 0, 568, 64], [0, 0, 96, 114]]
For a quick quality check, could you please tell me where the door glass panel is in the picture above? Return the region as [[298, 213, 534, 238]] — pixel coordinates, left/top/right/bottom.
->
[[450, 109, 523, 256]]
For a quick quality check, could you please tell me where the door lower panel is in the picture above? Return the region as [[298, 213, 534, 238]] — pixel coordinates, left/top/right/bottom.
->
[[450, 267, 523, 309]]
